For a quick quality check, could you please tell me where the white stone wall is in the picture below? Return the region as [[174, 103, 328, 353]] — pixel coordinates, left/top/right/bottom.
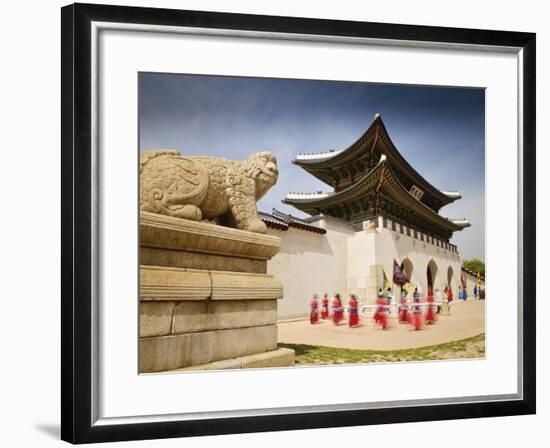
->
[[346, 230, 377, 302], [266, 216, 354, 320], [268, 215, 465, 319]]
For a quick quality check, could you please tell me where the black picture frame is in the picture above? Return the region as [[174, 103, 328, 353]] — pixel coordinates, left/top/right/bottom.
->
[[61, 2, 536, 444]]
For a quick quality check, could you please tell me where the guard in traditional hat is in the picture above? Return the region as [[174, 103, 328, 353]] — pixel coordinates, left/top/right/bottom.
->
[[398, 290, 409, 323], [332, 294, 344, 325], [309, 294, 320, 324], [425, 289, 436, 325], [348, 294, 360, 327], [411, 287, 423, 330], [321, 293, 330, 319], [373, 289, 389, 330], [385, 287, 394, 314]]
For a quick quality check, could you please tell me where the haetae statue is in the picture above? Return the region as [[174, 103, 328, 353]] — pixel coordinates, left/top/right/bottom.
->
[[140, 150, 278, 233]]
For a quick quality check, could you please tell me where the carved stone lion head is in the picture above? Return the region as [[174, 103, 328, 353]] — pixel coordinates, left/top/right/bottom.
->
[[245, 151, 279, 200]]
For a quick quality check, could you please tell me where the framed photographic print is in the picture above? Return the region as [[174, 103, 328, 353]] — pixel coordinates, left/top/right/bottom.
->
[[61, 2, 536, 444]]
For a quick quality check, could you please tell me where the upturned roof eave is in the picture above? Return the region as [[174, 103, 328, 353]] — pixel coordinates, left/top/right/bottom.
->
[[292, 116, 379, 167], [283, 159, 382, 207], [292, 115, 458, 206]]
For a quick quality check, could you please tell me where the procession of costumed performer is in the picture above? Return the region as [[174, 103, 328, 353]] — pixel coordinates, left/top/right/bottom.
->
[[435, 288, 443, 314], [332, 294, 344, 325], [443, 286, 451, 315], [425, 287, 437, 325], [309, 294, 320, 324], [321, 293, 330, 319], [303, 258, 458, 331], [381, 268, 393, 314], [411, 286, 424, 330], [398, 289, 409, 323], [385, 287, 393, 314], [373, 288, 389, 330], [348, 294, 360, 328]]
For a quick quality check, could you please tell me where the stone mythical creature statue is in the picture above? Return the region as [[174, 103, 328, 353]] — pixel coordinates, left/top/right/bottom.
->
[[140, 150, 278, 233]]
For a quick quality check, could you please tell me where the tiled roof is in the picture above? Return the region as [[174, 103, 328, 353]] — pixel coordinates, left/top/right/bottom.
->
[[259, 209, 326, 234], [257, 211, 288, 230], [284, 157, 468, 235], [292, 113, 460, 208]]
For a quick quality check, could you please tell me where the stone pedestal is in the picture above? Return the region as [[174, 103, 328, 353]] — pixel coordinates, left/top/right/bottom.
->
[[139, 211, 294, 373]]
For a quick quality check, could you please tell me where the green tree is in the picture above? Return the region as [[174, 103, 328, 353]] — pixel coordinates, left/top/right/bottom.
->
[[462, 258, 485, 278]]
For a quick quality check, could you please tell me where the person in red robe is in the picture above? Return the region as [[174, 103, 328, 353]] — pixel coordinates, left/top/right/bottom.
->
[[321, 293, 329, 319], [398, 290, 409, 323], [310, 294, 320, 324], [373, 289, 389, 330], [411, 288, 423, 330], [332, 294, 344, 325], [348, 294, 360, 327], [425, 289, 436, 325]]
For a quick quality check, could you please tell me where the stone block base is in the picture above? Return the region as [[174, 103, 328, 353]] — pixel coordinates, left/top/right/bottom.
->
[[240, 347, 295, 369], [140, 324, 277, 373], [139, 213, 294, 373], [140, 299, 277, 338], [168, 348, 295, 372]]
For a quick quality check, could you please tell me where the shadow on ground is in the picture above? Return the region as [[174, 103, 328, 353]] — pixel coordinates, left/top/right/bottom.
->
[[34, 423, 59, 439]]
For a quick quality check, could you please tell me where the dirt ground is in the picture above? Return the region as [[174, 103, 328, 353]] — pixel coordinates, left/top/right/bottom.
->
[[277, 299, 485, 351]]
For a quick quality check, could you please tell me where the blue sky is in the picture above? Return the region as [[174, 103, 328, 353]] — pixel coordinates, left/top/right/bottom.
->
[[139, 73, 485, 260]]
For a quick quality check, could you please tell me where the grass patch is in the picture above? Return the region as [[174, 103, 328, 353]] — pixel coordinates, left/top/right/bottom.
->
[[279, 333, 485, 365]]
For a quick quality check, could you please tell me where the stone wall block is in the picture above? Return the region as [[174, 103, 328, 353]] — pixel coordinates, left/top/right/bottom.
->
[[215, 325, 277, 360], [140, 301, 174, 337], [140, 266, 211, 301], [141, 247, 267, 273], [171, 300, 277, 334], [140, 211, 281, 260], [210, 271, 283, 300], [140, 325, 277, 373]]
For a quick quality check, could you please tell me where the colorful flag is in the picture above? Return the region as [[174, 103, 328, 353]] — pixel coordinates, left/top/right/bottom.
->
[[383, 268, 391, 290], [393, 259, 408, 285]]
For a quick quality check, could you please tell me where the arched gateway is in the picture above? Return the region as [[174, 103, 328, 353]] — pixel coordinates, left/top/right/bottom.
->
[[401, 258, 414, 283], [427, 259, 438, 292], [447, 266, 454, 288]]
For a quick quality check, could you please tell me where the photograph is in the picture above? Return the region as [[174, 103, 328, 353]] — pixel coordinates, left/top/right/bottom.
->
[[55, 1, 536, 443], [138, 73, 486, 373], [0, 0, 541, 445]]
